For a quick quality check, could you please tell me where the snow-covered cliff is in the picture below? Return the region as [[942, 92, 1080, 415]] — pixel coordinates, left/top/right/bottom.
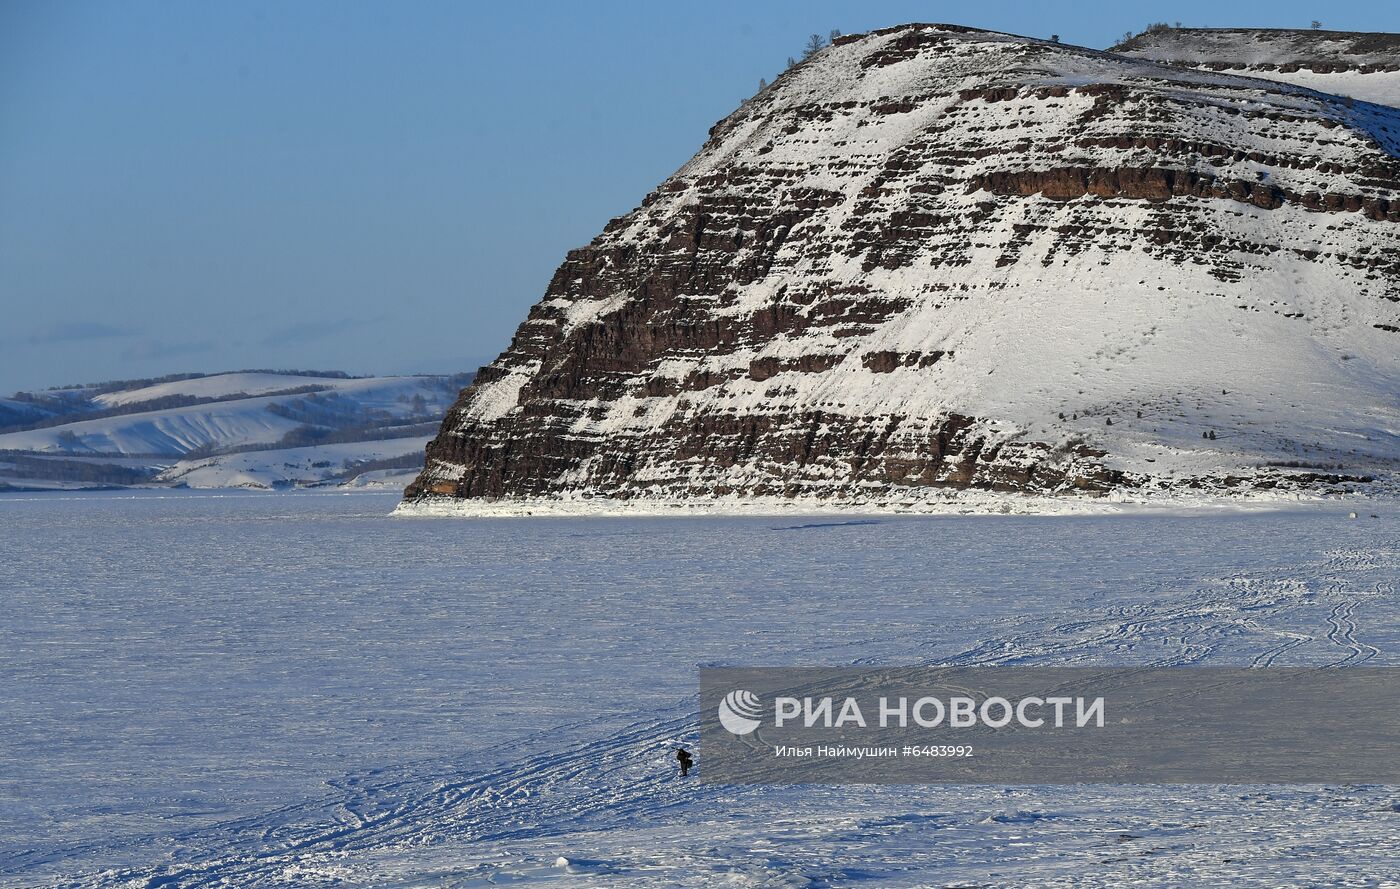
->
[[405, 24, 1400, 513]]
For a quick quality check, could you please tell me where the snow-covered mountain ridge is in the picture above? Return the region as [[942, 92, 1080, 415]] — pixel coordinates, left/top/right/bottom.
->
[[1115, 27, 1400, 107], [0, 371, 470, 491], [400, 23, 1400, 512]]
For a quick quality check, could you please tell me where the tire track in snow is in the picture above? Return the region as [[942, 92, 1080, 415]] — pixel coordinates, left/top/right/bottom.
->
[[1246, 625, 1312, 668], [1322, 598, 1381, 667]]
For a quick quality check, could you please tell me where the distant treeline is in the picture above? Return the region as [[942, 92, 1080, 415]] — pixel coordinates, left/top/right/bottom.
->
[[0, 456, 158, 485], [270, 421, 441, 450], [265, 392, 395, 428], [331, 451, 426, 481], [184, 420, 442, 459]]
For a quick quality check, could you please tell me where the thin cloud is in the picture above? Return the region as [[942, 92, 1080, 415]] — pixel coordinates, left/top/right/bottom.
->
[[26, 321, 136, 345], [261, 316, 381, 347], [122, 339, 216, 361]]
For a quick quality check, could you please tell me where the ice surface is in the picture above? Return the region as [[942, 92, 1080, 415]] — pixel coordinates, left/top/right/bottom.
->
[[1, 492, 1398, 887]]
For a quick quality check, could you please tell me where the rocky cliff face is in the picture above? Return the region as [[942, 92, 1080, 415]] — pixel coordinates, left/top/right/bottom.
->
[[405, 24, 1400, 512]]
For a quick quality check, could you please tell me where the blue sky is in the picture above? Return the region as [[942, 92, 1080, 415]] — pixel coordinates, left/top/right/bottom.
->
[[2, 0, 1397, 392]]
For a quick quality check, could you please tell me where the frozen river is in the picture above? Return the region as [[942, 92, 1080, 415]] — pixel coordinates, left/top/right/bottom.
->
[[2, 491, 1398, 887]]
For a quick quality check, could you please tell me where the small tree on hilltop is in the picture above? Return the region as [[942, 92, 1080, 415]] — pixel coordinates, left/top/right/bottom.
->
[[802, 33, 826, 59], [1311, 20, 1323, 30]]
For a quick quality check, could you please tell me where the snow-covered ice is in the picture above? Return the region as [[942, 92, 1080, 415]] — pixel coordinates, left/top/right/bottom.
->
[[2, 491, 1398, 886]]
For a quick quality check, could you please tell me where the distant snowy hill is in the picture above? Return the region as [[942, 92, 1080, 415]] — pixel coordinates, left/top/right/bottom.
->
[[0, 370, 471, 491], [403, 23, 1400, 514], [91, 372, 354, 408]]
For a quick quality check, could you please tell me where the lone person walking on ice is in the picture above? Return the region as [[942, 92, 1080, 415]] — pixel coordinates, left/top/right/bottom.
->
[[675, 747, 693, 777]]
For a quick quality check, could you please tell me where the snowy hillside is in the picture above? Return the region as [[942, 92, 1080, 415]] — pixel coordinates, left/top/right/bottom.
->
[[1116, 28, 1400, 107], [0, 371, 470, 491], [404, 23, 1400, 514], [0, 395, 314, 456]]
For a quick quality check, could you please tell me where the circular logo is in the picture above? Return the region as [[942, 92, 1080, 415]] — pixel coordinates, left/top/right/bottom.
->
[[718, 689, 763, 735]]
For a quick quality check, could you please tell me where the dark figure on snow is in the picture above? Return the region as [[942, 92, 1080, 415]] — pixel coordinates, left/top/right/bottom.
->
[[676, 747, 693, 777]]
